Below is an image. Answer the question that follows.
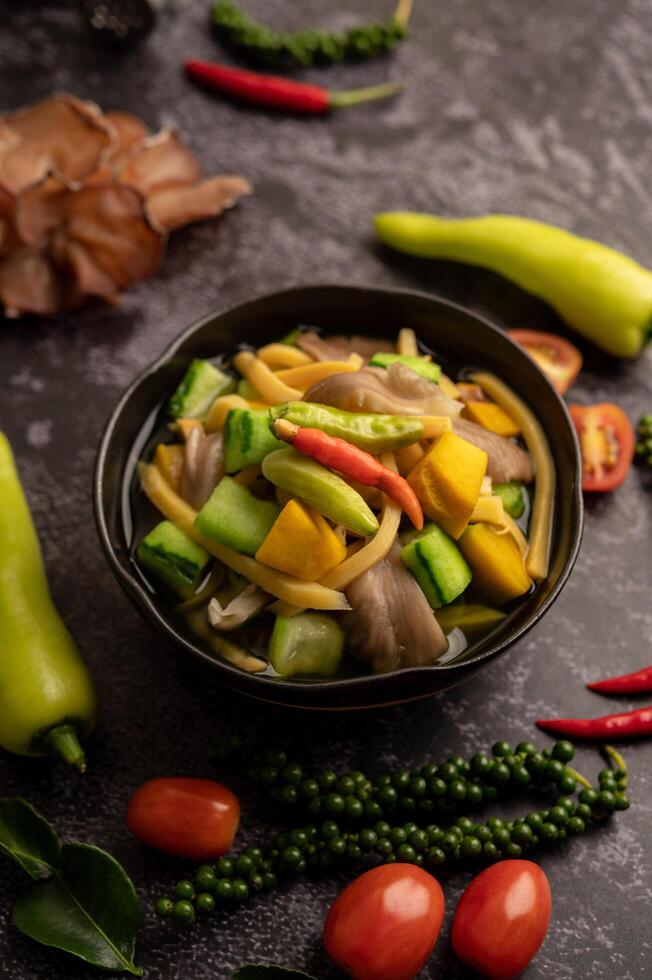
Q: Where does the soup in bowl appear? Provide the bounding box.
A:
[94,285,583,708]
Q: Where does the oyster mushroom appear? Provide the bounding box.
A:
[305,362,463,417]
[0,94,113,194]
[0,93,252,317]
[181,428,225,510]
[208,584,269,631]
[297,331,394,363]
[453,418,533,483]
[344,541,448,674]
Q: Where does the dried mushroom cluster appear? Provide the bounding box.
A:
[0,94,252,317]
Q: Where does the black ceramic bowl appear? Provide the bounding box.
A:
[94,284,583,709]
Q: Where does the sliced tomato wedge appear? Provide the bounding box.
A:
[569,403,635,492]
[509,329,582,394]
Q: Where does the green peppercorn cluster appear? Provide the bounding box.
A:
[155,738,630,926]
[211,1,407,70]
[244,738,593,822]
[635,414,652,467]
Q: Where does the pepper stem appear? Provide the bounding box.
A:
[603,744,628,788]
[566,765,593,791]
[394,0,413,27]
[44,724,87,773]
[273,418,298,443]
[329,82,403,110]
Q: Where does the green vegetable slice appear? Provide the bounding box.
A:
[493,481,525,519]
[12,842,142,976]
[168,359,233,418]
[0,798,60,880]
[369,352,441,382]
[401,524,471,609]
[195,477,280,555]
[279,328,303,346]
[435,603,506,636]
[269,613,344,677]
[136,520,211,598]
[224,408,284,472]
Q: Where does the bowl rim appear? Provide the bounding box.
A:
[93,282,584,701]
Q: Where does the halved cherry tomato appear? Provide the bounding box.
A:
[508,329,582,394]
[452,860,551,979]
[127,777,239,860]
[569,403,635,492]
[323,864,444,980]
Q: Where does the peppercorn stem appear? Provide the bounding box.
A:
[565,765,592,790]
[329,82,403,110]
[603,745,628,787]
[44,724,86,772]
[394,0,413,27]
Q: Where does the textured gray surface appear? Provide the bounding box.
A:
[1,1,652,977]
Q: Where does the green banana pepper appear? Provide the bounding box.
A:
[0,433,97,770]
[375,212,652,358]
[269,402,424,453]
[262,448,379,536]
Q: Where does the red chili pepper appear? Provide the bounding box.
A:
[274,419,424,529]
[537,705,652,740]
[184,60,403,114]
[587,665,652,696]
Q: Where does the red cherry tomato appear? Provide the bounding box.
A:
[452,860,552,979]
[127,777,239,860]
[323,864,444,980]
[508,329,582,394]
[569,403,635,492]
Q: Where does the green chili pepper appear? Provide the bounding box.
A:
[269,402,424,453]
[261,448,379,536]
[375,212,652,358]
[0,433,97,770]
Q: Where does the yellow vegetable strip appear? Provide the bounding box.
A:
[268,600,302,618]
[470,371,554,581]
[320,453,402,590]
[204,394,250,433]
[397,327,418,356]
[439,374,461,399]
[234,351,303,402]
[468,488,528,558]
[154,443,184,494]
[233,465,261,487]
[480,476,493,496]
[395,442,424,475]
[417,416,453,439]
[139,463,349,610]
[257,343,313,369]
[470,495,505,525]
[499,512,529,557]
[274,359,362,388]
[469,492,528,557]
